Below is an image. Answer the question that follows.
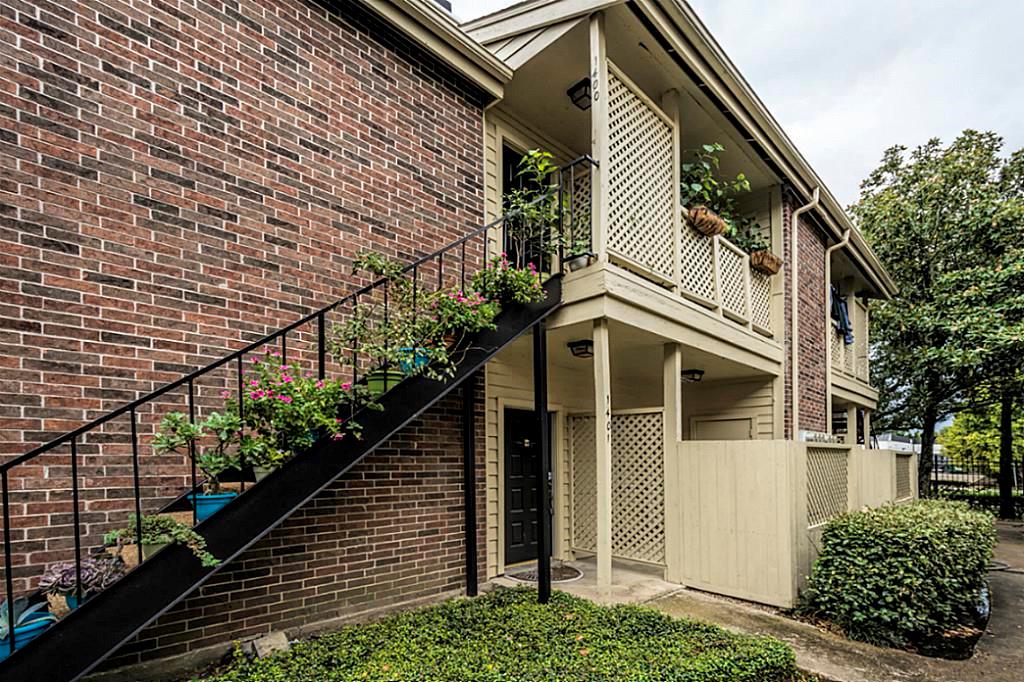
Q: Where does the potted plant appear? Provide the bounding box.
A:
[39,555,126,612]
[429,288,499,347]
[681,143,749,237]
[724,223,783,275]
[470,254,546,306]
[503,150,562,272]
[104,514,220,568]
[563,232,594,272]
[0,598,57,661]
[153,411,242,521]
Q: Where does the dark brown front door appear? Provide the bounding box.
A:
[504,408,547,565]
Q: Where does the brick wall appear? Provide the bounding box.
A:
[104,378,486,672]
[782,191,828,437]
[0,0,488,651]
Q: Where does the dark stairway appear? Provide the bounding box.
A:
[0,154,600,680]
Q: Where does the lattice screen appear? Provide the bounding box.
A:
[895,454,912,500]
[570,412,665,565]
[606,68,674,281]
[680,226,715,304]
[751,271,772,332]
[570,416,597,554]
[806,447,848,527]
[830,329,844,373]
[855,300,868,381]
[718,241,748,321]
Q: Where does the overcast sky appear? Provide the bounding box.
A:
[452,0,1024,207]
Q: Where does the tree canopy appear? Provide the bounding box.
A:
[938,400,1024,468]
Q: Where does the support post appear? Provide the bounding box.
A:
[462,372,479,597]
[663,343,683,583]
[533,323,552,603]
[589,12,609,263]
[593,318,613,593]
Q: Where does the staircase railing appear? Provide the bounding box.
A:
[0,156,596,657]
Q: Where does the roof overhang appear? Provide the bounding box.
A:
[360,0,513,101]
[465,0,898,298]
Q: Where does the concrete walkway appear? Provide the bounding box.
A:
[649,522,1024,682]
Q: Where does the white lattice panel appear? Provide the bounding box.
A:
[610,412,665,564]
[570,416,597,554]
[830,329,844,373]
[606,68,674,280]
[896,455,912,500]
[565,169,592,247]
[751,271,772,332]
[855,300,868,381]
[680,226,715,303]
[807,447,848,527]
[570,412,665,565]
[718,242,748,321]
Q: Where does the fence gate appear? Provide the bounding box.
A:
[570,411,665,565]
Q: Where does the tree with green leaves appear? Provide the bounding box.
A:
[852,131,1024,503]
[938,399,1024,468]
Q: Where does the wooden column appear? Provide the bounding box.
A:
[593,318,613,592]
[661,89,682,291]
[589,12,609,263]
[662,343,683,583]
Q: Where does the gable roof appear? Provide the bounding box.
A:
[465,0,897,298]
[359,0,513,100]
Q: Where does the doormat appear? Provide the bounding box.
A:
[508,564,583,583]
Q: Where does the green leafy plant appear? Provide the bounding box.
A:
[230,351,376,459]
[504,150,562,268]
[429,288,499,339]
[193,588,797,682]
[104,514,220,568]
[800,500,995,650]
[0,598,56,640]
[470,254,546,305]
[153,411,242,494]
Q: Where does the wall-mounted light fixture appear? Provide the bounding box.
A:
[567,340,594,358]
[566,78,592,110]
[681,368,705,383]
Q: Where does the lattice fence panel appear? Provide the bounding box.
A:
[610,412,665,564]
[895,455,912,500]
[751,271,772,332]
[718,242,748,320]
[570,416,597,554]
[830,329,844,373]
[606,68,674,280]
[680,226,715,303]
[570,412,665,565]
[806,447,848,527]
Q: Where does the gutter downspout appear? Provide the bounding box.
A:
[824,227,852,436]
[790,187,820,440]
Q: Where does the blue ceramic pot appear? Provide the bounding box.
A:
[0,611,55,661]
[188,492,238,522]
[398,347,430,374]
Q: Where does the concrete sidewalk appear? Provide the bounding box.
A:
[649,522,1024,682]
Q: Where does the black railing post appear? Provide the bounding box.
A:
[187,379,197,525]
[462,372,478,597]
[130,408,144,564]
[2,470,15,656]
[317,312,326,381]
[532,321,551,604]
[70,438,83,605]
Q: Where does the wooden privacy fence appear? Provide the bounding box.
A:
[665,442,918,608]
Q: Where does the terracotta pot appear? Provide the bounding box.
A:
[687,206,728,237]
[749,250,783,275]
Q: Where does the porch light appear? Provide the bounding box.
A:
[567,339,594,358]
[681,368,705,383]
[566,78,592,110]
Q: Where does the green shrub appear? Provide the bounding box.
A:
[196,588,798,681]
[801,500,995,648]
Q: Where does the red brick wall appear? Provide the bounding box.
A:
[782,191,828,437]
[104,379,487,671]
[0,0,488,651]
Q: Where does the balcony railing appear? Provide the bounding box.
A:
[830,295,869,383]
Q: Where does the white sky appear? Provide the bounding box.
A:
[451,0,1024,206]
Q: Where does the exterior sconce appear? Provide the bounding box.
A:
[566,78,592,110]
[681,368,705,383]
[567,340,594,358]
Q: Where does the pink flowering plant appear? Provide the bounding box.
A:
[430,287,499,338]
[228,350,378,468]
[470,254,546,305]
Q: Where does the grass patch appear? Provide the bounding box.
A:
[195,587,798,681]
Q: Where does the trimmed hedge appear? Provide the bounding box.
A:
[196,588,798,681]
[801,500,995,648]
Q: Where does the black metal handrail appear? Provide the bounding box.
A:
[0,155,596,656]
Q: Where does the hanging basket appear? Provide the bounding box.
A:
[687,205,728,237]
[749,250,783,275]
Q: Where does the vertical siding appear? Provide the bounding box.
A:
[682,377,776,439]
